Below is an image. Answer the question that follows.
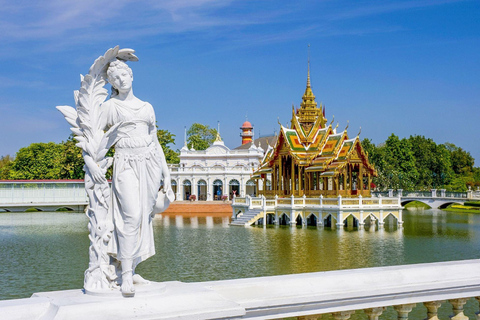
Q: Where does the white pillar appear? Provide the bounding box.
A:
[378,210,385,228]
[336,211,344,228]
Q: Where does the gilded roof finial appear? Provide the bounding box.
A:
[215,120,222,142]
[307,44,311,88]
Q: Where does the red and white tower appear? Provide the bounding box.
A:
[240,119,253,145]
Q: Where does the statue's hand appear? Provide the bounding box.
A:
[163,179,172,192]
[89,164,107,184]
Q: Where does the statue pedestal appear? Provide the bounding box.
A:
[4,281,244,319]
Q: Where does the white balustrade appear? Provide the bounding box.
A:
[4,259,480,320]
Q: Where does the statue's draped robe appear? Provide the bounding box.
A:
[103,99,162,268]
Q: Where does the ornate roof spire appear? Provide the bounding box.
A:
[307,44,311,88]
[215,120,222,142]
[298,44,319,124]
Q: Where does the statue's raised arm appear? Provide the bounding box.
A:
[57,46,173,297]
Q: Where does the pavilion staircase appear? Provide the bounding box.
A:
[230,209,263,227]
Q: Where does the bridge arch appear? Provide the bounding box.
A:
[401,200,432,209]
[278,212,290,225]
[55,207,75,212]
[295,214,303,226]
[438,202,461,209]
[343,213,359,228]
[383,212,399,224]
[306,212,318,226]
[324,214,337,228]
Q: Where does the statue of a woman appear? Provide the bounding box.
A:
[85,59,172,296]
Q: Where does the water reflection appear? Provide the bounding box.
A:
[2,208,480,303]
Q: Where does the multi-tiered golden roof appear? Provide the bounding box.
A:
[254,66,376,198]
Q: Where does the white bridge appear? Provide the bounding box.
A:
[374,188,480,209]
[0,180,88,212]
[2,259,480,319]
[1,180,478,215]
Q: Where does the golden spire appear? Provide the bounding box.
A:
[307,44,311,88]
[215,121,222,142]
[298,44,319,124]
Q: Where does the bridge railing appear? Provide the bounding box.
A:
[0,180,88,204]
[233,194,402,210]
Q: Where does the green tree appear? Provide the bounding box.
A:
[187,123,217,150]
[381,134,417,190]
[445,142,474,175]
[59,134,85,179]
[157,129,179,164]
[9,142,64,180]
[407,135,454,190]
[0,155,14,179]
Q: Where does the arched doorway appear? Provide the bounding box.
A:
[229,179,240,199]
[246,179,256,197]
[197,179,207,201]
[183,180,191,200]
[213,179,223,200]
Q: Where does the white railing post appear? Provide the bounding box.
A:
[320,194,323,208]
[440,189,446,198]
[359,194,363,209]
[388,189,393,197]
[449,298,469,320]
[246,195,252,209]
[302,194,306,207]
[274,194,278,207]
[338,194,342,209]
[365,307,385,320]
[378,194,382,207]
[291,194,295,208]
[424,301,442,320]
[397,189,403,197]
[467,189,473,200]
[394,304,416,320]
[431,189,437,198]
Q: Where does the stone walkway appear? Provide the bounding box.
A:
[162,201,232,215]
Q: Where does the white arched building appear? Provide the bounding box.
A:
[168,135,271,201]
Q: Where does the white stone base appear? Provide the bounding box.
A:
[3,281,244,320]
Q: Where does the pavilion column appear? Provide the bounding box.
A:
[272,164,277,194]
[343,171,347,192]
[279,157,283,193]
[359,164,364,195]
[368,173,372,191]
[291,160,295,195]
[348,164,352,191]
[302,167,306,195]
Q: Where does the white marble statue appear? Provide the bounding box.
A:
[57,46,174,297]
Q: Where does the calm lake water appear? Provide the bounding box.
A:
[1,209,480,318]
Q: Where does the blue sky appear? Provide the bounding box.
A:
[1,0,479,165]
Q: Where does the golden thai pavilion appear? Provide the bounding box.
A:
[254,67,377,198]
